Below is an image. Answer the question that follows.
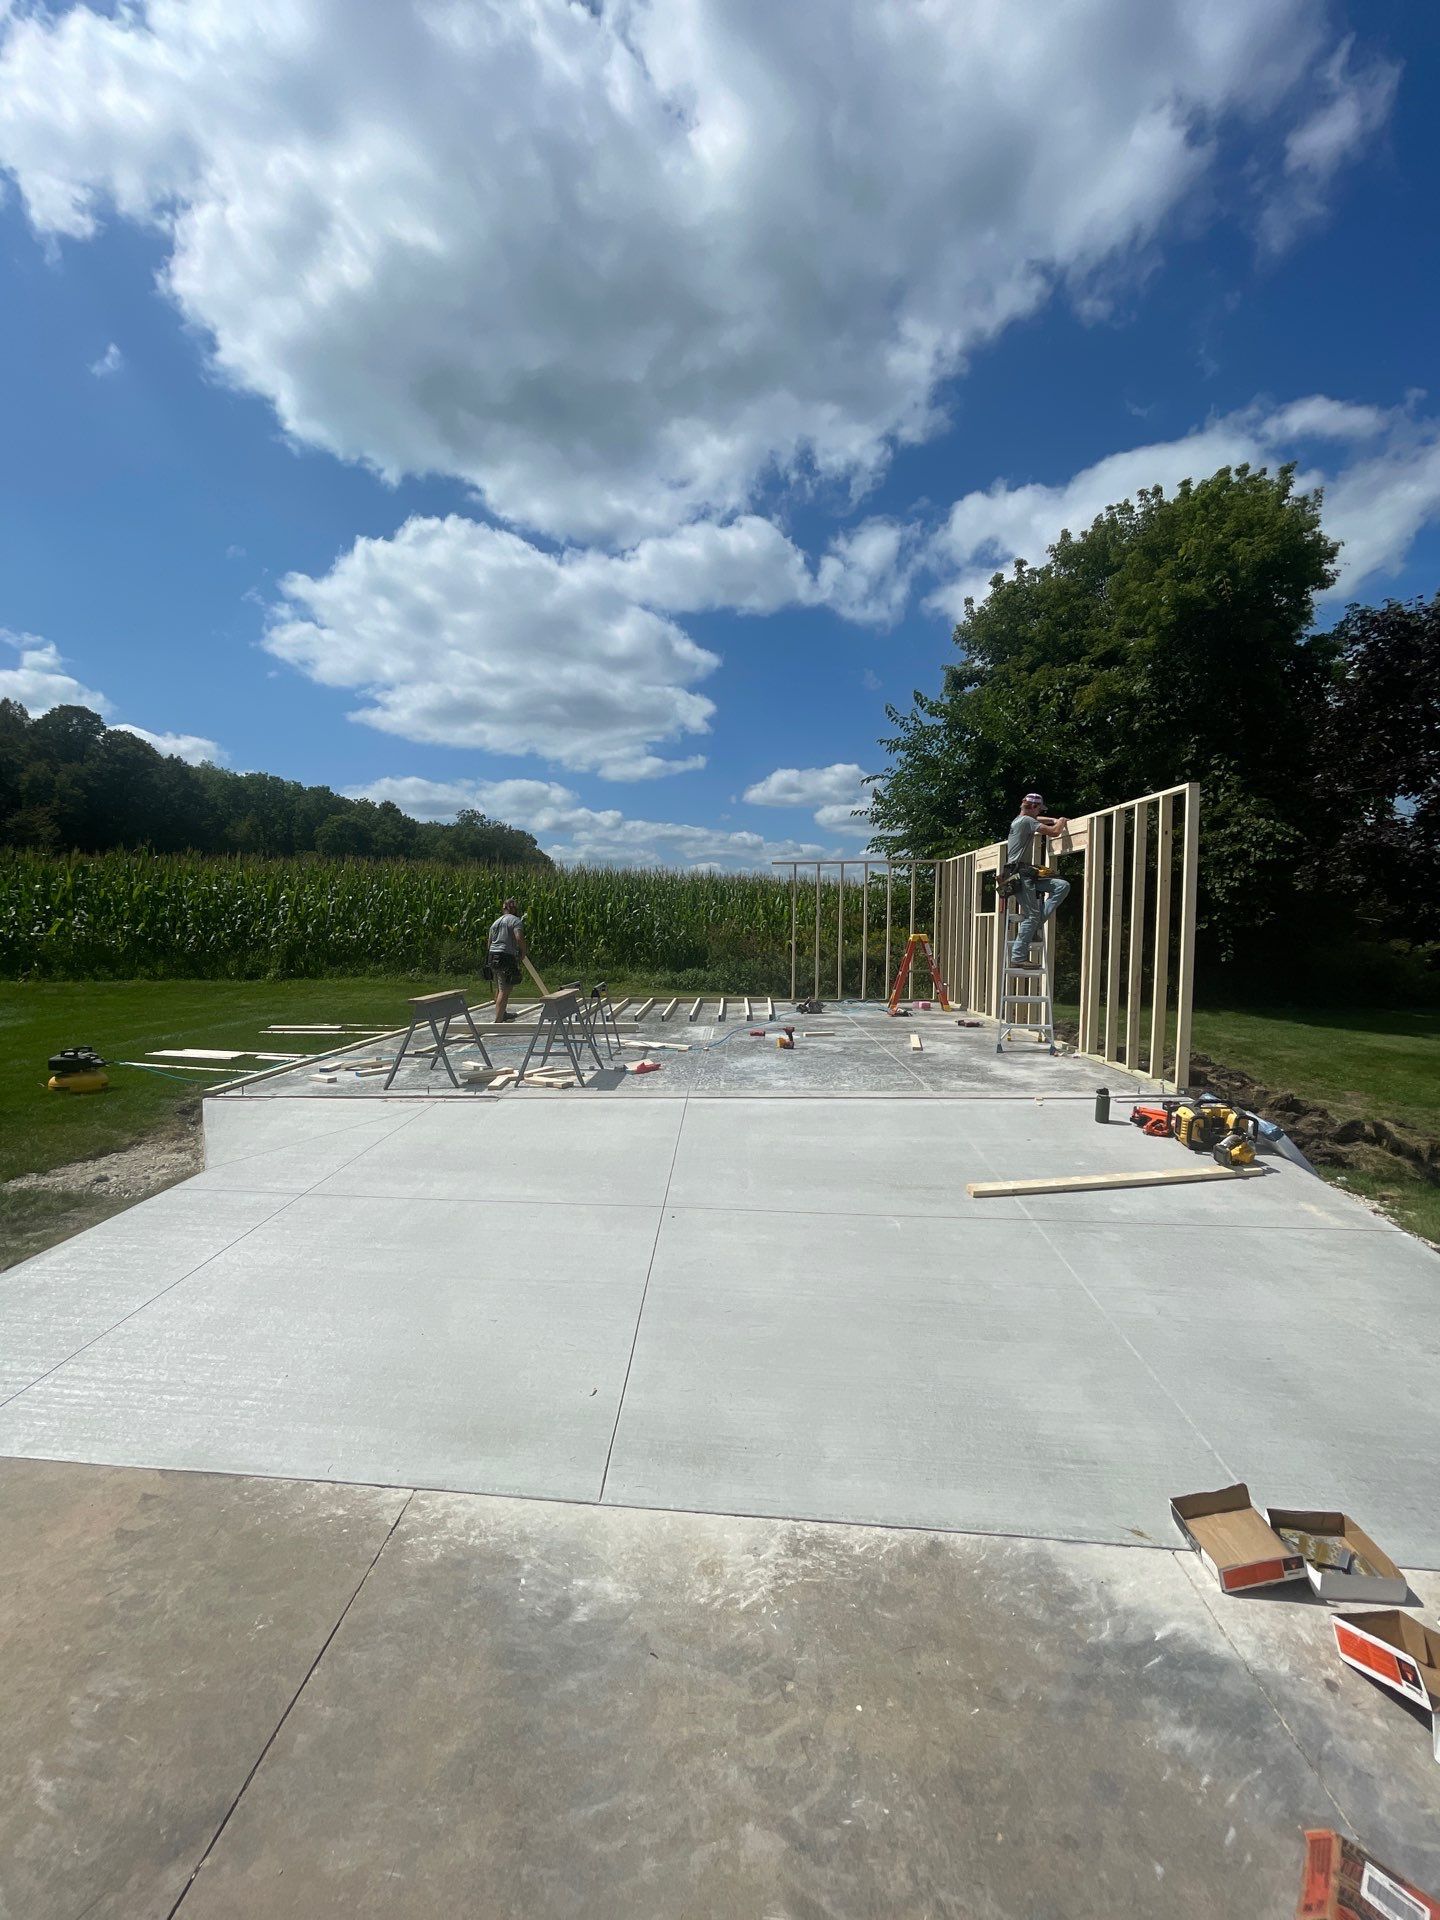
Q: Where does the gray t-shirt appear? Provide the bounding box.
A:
[1006,815,1039,867]
[487,912,524,955]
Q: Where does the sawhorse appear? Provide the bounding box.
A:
[384,990,493,1089]
[516,989,604,1082]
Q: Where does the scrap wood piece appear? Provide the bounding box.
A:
[909,1033,923,1052]
[968,1165,1266,1199]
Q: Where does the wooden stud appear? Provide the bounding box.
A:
[836,861,845,1001]
[688,997,703,1022]
[766,995,775,1020]
[1173,783,1201,1090]
[1103,808,1125,1064]
[633,997,656,1021]
[910,1032,923,1052]
[1079,813,1105,1055]
[968,1164,1262,1198]
[789,862,798,1002]
[522,956,551,996]
[743,996,753,1021]
[908,861,917,937]
[814,866,822,1000]
[1125,801,1148,1071]
[860,862,869,1001]
[718,996,728,1022]
[610,997,633,1015]
[884,864,894,1002]
[660,997,679,1020]
[1148,793,1174,1082]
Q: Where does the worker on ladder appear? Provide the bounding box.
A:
[1004,792,1070,962]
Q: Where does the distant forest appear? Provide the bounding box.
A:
[0,701,552,868]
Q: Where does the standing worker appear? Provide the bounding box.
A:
[484,896,529,1022]
[1005,792,1070,963]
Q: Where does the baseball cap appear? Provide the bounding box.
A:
[1022,791,1045,807]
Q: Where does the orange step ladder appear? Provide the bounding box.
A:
[887,932,952,1013]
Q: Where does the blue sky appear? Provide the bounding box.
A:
[0,0,1435,865]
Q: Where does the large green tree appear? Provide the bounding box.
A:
[870,464,1340,937]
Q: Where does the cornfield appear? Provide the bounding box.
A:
[0,849,899,989]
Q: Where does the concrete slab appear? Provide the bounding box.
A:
[0,1186,292,1402]
[200,1095,429,1166]
[157,1487,1436,1920]
[0,1196,657,1501]
[307,1097,686,1208]
[603,1204,1229,1536]
[0,1458,406,1920]
[190,1110,431,1194]
[1054,1223,1440,1564]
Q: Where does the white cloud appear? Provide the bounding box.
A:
[266,515,721,779]
[88,341,123,377]
[744,762,873,836]
[1262,38,1400,251]
[0,632,112,713]
[263,508,920,774]
[112,724,223,765]
[0,631,224,761]
[0,0,1369,542]
[349,774,836,870]
[925,395,1440,619]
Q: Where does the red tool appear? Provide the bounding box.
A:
[1130,1104,1172,1138]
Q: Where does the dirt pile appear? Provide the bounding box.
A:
[1187,1053,1439,1182]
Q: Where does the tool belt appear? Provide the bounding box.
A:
[998,861,1042,900]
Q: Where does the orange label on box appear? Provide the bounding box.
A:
[1334,1622,1426,1702]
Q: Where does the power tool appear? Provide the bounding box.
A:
[1171,1099,1258,1166]
[47,1045,109,1094]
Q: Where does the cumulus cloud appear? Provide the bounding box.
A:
[0,633,111,714]
[350,774,834,870]
[924,395,1440,619]
[0,631,223,761]
[263,508,920,773]
[88,341,123,377]
[744,762,873,836]
[0,0,1372,541]
[112,724,223,765]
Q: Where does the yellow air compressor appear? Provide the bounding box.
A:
[47,1046,109,1094]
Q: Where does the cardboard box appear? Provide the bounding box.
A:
[1332,1611,1440,1765]
[1171,1482,1306,1592]
[1267,1507,1408,1604]
[1297,1829,1440,1920]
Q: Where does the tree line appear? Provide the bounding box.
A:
[870,463,1438,992]
[0,701,552,868]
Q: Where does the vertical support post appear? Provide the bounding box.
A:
[933,858,941,956]
[1173,783,1201,1090]
[884,864,893,999]
[908,862,916,937]
[1079,814,1105,1055]
[1125,802,1148,1070]
[789,863,798,1001]
[1149,794,1175,1080]
[860,863,869,1000]
[1103,809,1125,1064]
[836,862,845,1001]
[814,865,822,1000]
[992,872,1007,1024]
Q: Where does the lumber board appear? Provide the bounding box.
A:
[968,1166,1264,1199]
[688,997,703,1021]
[744,996,753,1020]
[522,956,551,996]
[619,1039,690,1051]
[610,997,633,1015]
[766,995,775,1020]
[717,996,727,1022]
[660,996,679,1020]
[909,1033,923,1051]
[633,997,657,1020]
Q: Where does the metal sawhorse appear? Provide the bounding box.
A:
[384,990,493,1089]
[516,989,605,1082]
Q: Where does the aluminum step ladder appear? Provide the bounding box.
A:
[996,898,1057,1056]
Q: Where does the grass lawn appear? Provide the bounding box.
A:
[1188,1005,1440,1246]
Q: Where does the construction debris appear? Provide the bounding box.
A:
[1266,1508,1408,1603]
[909,1033,923,1052]
[629,1059,662,1074]
[1171,1484,1305,1593]
[1332,1613,1440,1764]
[1297,1829,1440,1920]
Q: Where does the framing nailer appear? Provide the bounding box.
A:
[1130,1095,1258,1167]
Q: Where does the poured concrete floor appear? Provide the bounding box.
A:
[4,1459,1438,1920]
[1,1087,1436,1562]
[230,997,1157,1099]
